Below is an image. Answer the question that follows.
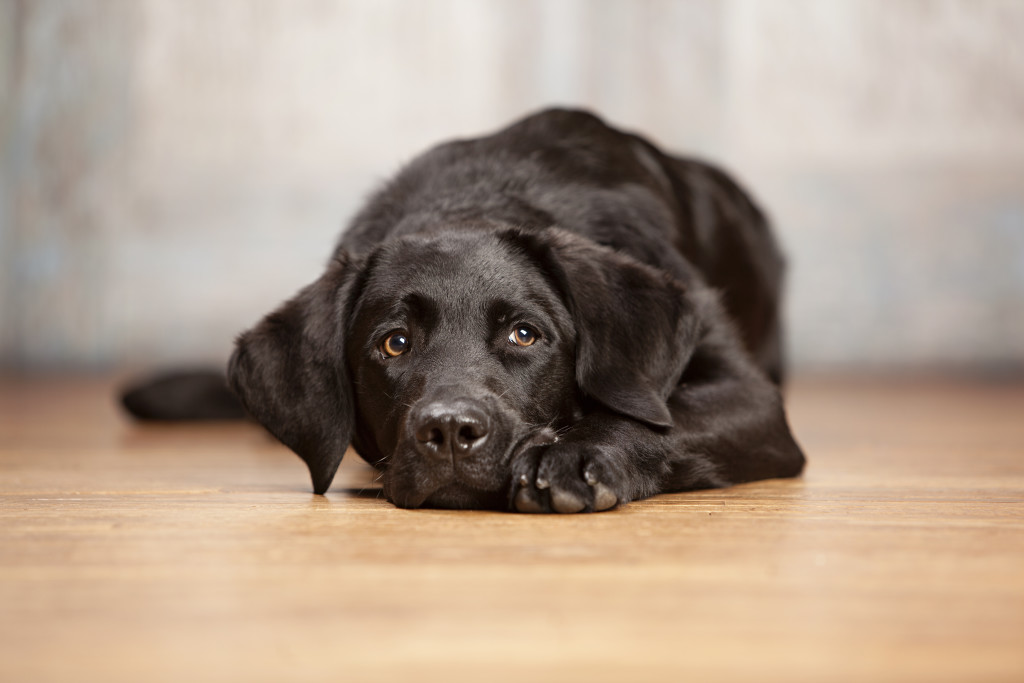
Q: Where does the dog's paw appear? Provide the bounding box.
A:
[510,439,625,514]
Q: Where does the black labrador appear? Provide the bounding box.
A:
[125,108,805,513]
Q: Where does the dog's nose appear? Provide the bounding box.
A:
[412,400,490,460]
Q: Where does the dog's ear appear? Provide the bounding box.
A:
[514,229,700,428]
[227,254,360,494]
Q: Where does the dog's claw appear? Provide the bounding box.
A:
[592,482,618,511]
[519,473,530,487]
[584,469,598,486]
[535,477,550,490]
[515,486,544,513]
[551,489,586,514]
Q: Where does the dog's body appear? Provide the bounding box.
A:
[131,108,804,512]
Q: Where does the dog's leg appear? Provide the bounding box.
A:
[510,348,804,514]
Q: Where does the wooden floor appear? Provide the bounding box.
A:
[1,376,1022,683]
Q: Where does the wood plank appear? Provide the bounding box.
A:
[1,375,1022,682]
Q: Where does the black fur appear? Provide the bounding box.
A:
[163,108,804,512]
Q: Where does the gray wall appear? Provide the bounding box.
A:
[3,0,1023,372]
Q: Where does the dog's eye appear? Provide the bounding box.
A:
[381,331,410,357]
[508,326,538,347]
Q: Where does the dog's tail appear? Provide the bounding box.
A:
[120,369,247,421]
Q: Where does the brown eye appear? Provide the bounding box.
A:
[381,331,410,357]
[508,326,537,347]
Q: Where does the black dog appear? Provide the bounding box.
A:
[126,108,804,513]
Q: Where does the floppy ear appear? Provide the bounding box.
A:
[227,254,359,494]
[517,229,700,428]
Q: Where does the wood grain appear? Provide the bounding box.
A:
[1,375,1022,682]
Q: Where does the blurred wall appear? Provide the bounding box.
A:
[2,0,1023,372]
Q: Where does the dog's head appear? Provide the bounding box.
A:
[228,227,699,509]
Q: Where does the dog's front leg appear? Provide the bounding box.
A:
[510,356,805,514]
[509,411,674,513]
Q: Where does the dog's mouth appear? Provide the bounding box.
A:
[387,471,507,510]
[384,426,558,510]
[419,483,508,510]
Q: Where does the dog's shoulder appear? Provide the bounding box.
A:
[497,107,617,141]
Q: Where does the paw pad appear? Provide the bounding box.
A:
[511,443,622,514]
